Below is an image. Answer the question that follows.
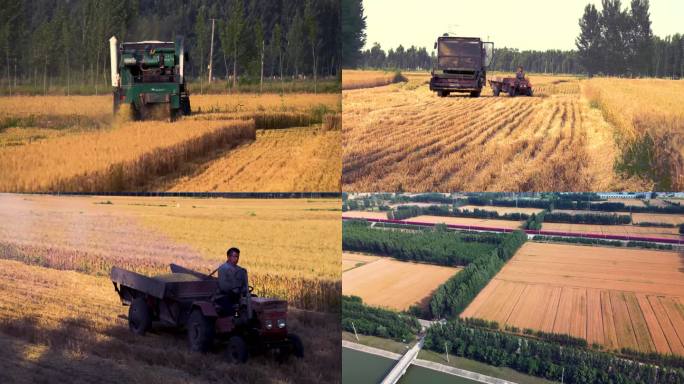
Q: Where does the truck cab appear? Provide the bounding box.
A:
[429,36,494,97]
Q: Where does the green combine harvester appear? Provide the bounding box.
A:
[110,36,191,120]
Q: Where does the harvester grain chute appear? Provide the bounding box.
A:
[110,36,191,121]
[110,264,304,363]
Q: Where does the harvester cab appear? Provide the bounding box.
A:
[430,35,494,98]
[110,36,191,120]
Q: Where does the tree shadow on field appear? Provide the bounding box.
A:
[0,309,340,384]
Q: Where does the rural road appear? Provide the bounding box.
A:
[343,340,518,384]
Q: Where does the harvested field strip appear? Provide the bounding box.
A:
[0,120,255,192]
[462,242,684,354]
[409,215,523,230]
[342,211,388,220]
[0,259,341,384]
[342,257,461,311]
[541,222,682,240]
[586,288,603,346]
[166,126,340,192]
[632,212,684,225]
[636,294,670,354]
[342,252,381,272]
[649,296,684,354]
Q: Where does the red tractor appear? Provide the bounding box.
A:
[111,264,303,363]
[489,77,533,97]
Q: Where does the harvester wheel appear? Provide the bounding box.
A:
[493,87,500,97]
[225,335,248,364]
[508,87,516,97]
[470,90,481,98]
[112,91,120,115]
[128,297,152,335]
[180,96,192,116]
[288,333,304,358]
[187,309,215,353]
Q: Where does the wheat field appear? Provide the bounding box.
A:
[342,71,677,191]
[0,259,340,384]
[341,70,404,90]
[0,93,340,192]
[168,126,341,192]
[0,194,341,312]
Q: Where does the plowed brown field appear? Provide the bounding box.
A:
[342,72,646,192]
[461,242,684,355]
[342,256,461,311]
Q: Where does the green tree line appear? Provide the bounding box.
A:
[425,319,684,383]
[577,0,684,78]
[342,295,420,341]
[0,0,340,95]
[389,205,529,222]
[544,212,632,225]
[342,221,501,266]
[429,231,527,319]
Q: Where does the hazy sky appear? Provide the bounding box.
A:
[363,0,683,52]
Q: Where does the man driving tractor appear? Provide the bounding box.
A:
[217,247,249,315]
[516,66,525,81]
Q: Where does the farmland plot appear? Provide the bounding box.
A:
[542,222,681,240]
[342,72,650,192]
[342,256,461,311]
[462,242,684,355]
[0,93,339,192]
[0,194,341,312]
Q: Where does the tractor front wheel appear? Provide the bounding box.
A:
[225,335,248,364]
[129,297,152,335]
[187,309,215,353]
[288,333,304,358]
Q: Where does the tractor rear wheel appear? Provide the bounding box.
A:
[526,89,533,97]
[508,87,516,97]
[129,297,152,335]
[288,333,304,358]
[187,309,215,353]
[493,87,500,97]
[225,335,248,364]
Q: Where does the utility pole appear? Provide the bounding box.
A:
[208,18,216,84]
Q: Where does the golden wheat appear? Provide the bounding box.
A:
[168,126,341,192]
[342,70,404,90]
[0,119,255,192]
[0,194,341,311]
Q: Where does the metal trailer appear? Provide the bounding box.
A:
[109,36,191,120]
[429,35,494,97]
[489,77,533,97]
[111,264,303,363]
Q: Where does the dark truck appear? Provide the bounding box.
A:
[429,36,494,97]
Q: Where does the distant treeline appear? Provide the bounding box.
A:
[342,221,500,266]
[342,295,420,341]
[544,212,632,225]
[425,320,684,384]
[0,0,340,95]
[577,0,684,78]
[342,0,683,78]
[389,205,529,222]
[533,235,674,250]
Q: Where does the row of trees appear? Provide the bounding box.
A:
[467,196,553,210]
[577,0,684,78]
[342,221,501,266]
[389,205,529,221]
[0,0,340,95]
[429,231,527,319]
[524,213,545,230]
[425,320,684,383]
[342,295,419,341]
[543,212,632,225]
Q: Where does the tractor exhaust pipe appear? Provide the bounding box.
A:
[109,36,118,87]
